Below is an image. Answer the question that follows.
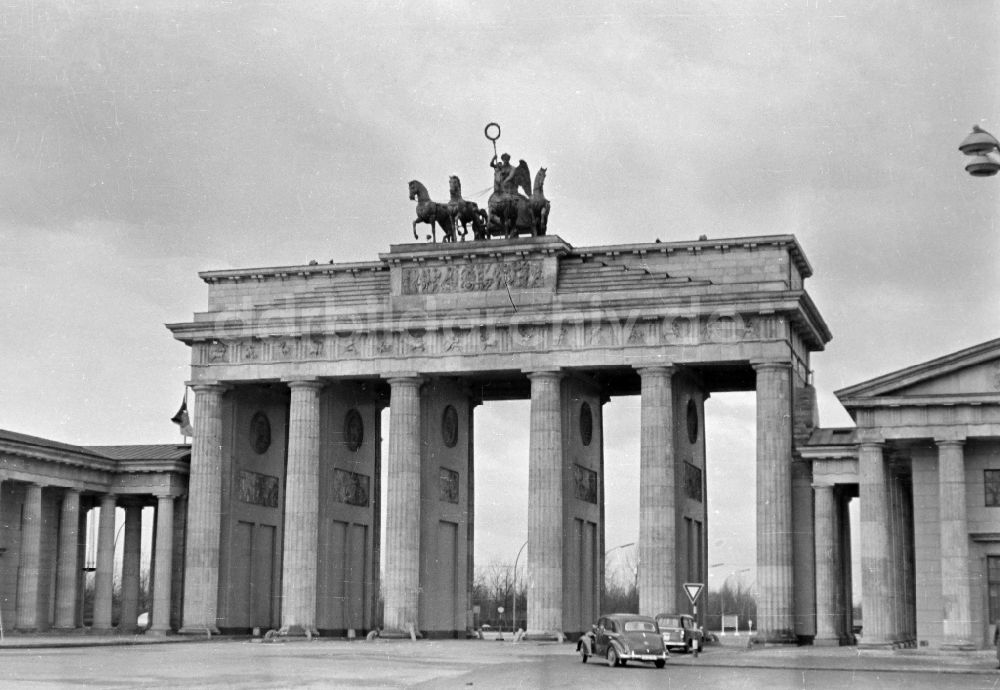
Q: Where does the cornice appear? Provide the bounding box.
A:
[838,393,1000,409]
[199,261,387,284]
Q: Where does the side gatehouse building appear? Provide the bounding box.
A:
[1,234,999,649]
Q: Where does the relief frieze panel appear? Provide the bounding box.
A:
[193,311,780,365]
[332,468,370,507]
[401,260,545,295]
[573,464,598,504]
[438,467,460,503]
[237,469,280,508]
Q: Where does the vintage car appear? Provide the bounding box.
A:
[654,613,704,653]
[577,613,668,668]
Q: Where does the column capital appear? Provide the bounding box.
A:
[934,437,966,448]
[189,382,228,394]
[634,364,676,377]
[811,482,835,492]
[284,378,325,391]
[385,374,425,388]
[524,369,564,381]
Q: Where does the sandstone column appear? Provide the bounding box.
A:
[54,488,81,629]
[382,376,423,635]
[636,365,676,616]
[859,440,893,646]
[180,383,225,634]
[92,494,117,631]
[937,439,972,647]
[280,379,324,637]
[149,494,174,634]
[16,483,44,631]
[753,362,794,641]
[119,504,143,633]
[526,370,564,638]
[812,483,839,644]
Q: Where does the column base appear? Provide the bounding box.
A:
[812,634,842,647]
[522,630,565,642]
[857,641,896,649]
[146,627,172,637]
[279,624,319,638]
[178,625,220,636]
[753,630,797,645]
[941,642,977,652]
[378,626,423,640]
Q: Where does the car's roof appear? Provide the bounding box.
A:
[654,612,692,618]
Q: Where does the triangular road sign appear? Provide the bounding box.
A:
[683,582,703,604]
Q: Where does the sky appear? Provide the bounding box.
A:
[2,1,999,589]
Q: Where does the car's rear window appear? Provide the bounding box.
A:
[624,621,657,632]
[656,616,681,627]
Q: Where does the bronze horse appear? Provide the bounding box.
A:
[448,175,487,241]
[409,180,457,242]
[530,167,550,236]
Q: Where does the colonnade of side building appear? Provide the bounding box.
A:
[0,441,187,635]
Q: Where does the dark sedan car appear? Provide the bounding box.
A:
[576,613,668,668]
[655,613,704,653]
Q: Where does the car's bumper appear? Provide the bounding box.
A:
[664,637,701,651]
[619,650,669,662]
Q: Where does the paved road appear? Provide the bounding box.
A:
[418,652,1000,690]
[1,639,997,689]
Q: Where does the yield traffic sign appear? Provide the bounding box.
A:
[683,582,703,605]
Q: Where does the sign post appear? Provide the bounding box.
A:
[683,583,704,657]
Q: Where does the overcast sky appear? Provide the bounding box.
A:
[2,1,999,585]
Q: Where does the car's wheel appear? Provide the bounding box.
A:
[607,646,619,667]
[654,659,666,669]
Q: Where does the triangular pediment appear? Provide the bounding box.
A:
[836,336,1000,403]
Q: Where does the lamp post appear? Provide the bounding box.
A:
[710,563,751,634]
[510,540,527,635]
[959,125,1000,177]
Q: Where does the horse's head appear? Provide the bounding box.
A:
[408,180,423,201]
[534,167,547,192]
[449,175,461,196]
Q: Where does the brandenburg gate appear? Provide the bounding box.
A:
[167,233,831,641]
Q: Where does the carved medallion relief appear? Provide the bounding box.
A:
[579,402,593,447]
[250,412,271,454]
[344,409,364,452]
[441,405,459,448]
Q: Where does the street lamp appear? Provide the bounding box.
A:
[959,125,1000,177]
[510,541,527,635]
